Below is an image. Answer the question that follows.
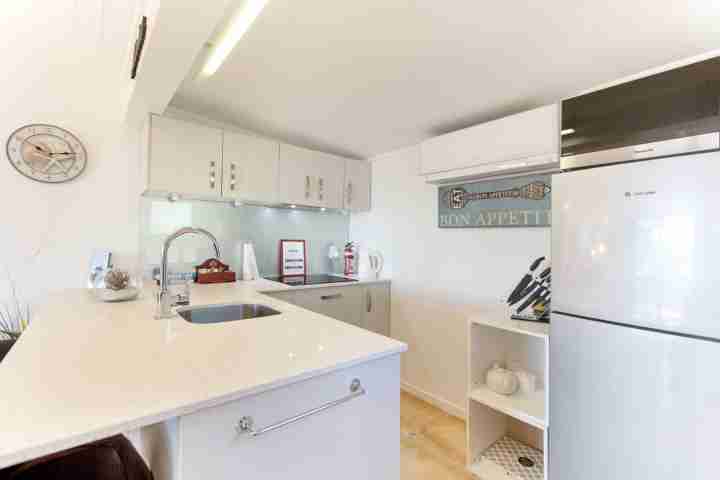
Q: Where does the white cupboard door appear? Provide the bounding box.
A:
[222,131,279,204]
[277,143,320,207]
[267,287,366,329]
[178,355,401,480]
[309,286,365,328]
[148,115,222,196]
[313,152,345,209]
[364,283,390,336]
[344,159,371,211]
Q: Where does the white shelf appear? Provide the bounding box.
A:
[469,384,546,430]
[468,435,545,480]
[470,311,549,339]
[468,459,509,480]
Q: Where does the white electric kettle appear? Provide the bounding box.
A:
[366,249,384,278]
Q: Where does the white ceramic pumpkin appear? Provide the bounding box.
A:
[486,362,519,395]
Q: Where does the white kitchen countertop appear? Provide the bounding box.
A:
[0,278,405,469]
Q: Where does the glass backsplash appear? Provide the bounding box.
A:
[139,198,349,279]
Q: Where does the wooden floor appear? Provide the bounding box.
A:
[400,391,474,479]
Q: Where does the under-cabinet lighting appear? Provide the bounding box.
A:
[561,128,576,136]
[201,0,270,76]
[320,207,326,212]
[290,204,296,209]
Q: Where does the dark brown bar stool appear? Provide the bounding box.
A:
[0,435,153,480]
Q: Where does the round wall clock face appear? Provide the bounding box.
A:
[6,124,88,183]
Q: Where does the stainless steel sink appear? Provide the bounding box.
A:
[176,303,281,324]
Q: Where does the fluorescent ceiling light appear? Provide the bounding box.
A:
[202,0,269,76]
[561,128,576,136]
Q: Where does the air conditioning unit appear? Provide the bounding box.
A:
[420,104,560,184]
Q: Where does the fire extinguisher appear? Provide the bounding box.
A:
[343,242,356,276]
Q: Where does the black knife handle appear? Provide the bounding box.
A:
[530,256,545,271]
[517,286,545,313]
[539,267,551,279]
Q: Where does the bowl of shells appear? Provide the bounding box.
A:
[91,268,140,302]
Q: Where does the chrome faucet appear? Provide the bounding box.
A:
[156,227,221,318]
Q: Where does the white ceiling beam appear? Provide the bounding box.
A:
[124,0,236,127]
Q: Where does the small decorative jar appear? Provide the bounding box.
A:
[486,362,519,396]
[90,267,142,302]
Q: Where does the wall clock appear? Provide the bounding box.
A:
[6,124,88,183]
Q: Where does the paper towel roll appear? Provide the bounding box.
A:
[242,243,260,280]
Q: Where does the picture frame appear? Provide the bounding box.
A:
[279,239,307,276]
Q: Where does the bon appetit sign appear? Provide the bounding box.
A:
[438,174,551,228]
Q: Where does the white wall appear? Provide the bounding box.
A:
[350,145,550,416]
[0,1,144,305]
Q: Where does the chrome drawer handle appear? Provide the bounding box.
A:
[320,293,342,301]
[235,379,365,438]
[305,176,311,199]
[634,146,655,154]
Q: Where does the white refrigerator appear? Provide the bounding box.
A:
[550,149,720,479]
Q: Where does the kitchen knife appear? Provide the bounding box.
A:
[510,267,551,306]
[506,256,545,304]
[531,289,551,308]
[516,283,549,314]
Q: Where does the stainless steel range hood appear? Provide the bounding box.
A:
[560,132,720,170]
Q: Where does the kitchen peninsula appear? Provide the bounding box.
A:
[0,279,406,479]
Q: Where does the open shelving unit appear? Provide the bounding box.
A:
[467,307,549,480]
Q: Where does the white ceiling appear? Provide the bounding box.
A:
[172,0,720,158]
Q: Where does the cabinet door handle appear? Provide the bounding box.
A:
[347,181,353,205]
[209,161,216,189]
[320,293,342,301]
[305,175,311,199]
[366,290,372,313]
[229,162,237,191]
[318,177,324,201]
[235,379,365,438]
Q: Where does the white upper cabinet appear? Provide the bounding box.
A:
[145,114,370,211]
[313,152,345,209]
[420,104,560,182]
[344,159,371,212]
[222,131,279,204]
[277,144,344,209]
[147,115,223,196]
[277,143,321,207]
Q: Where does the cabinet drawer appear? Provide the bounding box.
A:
[268,286,366,329]
[177,355,400,480]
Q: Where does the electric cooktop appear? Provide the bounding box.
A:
[265,274,358,286]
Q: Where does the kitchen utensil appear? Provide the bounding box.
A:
[516,278,550,314]
[367,250,384,278]
[511,266,551,305]
[507,256,545,304]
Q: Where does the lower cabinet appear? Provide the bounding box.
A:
[266,282,391,336]
[143,355,400,480]
[364,283,390,336]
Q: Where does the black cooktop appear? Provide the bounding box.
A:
[265,274,358,286]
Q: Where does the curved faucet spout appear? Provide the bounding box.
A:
[157,227,221,318]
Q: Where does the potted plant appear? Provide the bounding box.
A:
[0,278,30,362]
